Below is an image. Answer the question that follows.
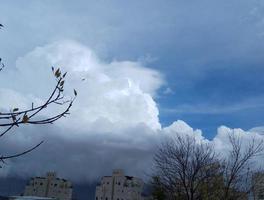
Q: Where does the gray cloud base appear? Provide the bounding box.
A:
[0,40,263,183]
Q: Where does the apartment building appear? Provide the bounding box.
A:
[95,169,144,200]
[9,197,53,200]
[24,172,72,200]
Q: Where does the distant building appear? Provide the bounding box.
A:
[24,172,72,200]
[9,196,53,200]
[95,169,144,200]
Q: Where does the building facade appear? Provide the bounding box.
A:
[1,196,53,200]
[95,169,144,200]
[24,172,72,200]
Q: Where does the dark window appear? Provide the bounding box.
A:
[40,182,43,185]
[96,197,98,200]
[118,182,120,185]
[106,198,108,200]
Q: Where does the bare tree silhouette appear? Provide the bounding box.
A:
[152,133,264,200]
[0,24,76,166]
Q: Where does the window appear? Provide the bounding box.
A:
[40,182,43,185]
[96,197,98,200]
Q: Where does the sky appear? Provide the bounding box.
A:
[0,0,264,182]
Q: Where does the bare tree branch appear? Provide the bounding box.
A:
[153,135,221,200]
[152,133,264,200]
[0,23,76,164]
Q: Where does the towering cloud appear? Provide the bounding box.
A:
[0,41,263,183]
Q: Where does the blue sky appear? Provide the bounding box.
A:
[1,0,264,139]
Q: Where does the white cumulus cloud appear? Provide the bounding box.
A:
[0,41,263,183]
